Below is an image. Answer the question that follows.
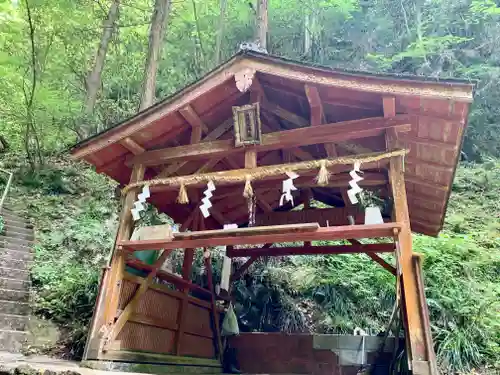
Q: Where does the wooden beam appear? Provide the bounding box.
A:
[103,164,145,331]
[204,255,223,361]
[383,96,396,117]
[227,243,395,257]
[119,223,401,251]
[230,256,259,282]
[305,85,324,125]
[263,102,309,127]
[305,85,338,158]
[156,118,234,178]
[245,147,257,168]
[128,115,414,166]
[243,59,473,103]
[349,239,396,276]
[120,137,145,155]
[174,216,197,356]
[179,105,209,134]
[125,258,214,299]
[387,111,430,365]
[174,223,320,240]
[251,77,315,162]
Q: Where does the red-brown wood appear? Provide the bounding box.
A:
[226,243,394,257]
[119,223,401,251]
[126,115,413,166]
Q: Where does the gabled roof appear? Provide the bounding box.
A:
[70,51,475,236]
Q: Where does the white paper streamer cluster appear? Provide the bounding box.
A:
[131,185,150,221]
[200,181,216,218]
[347,162,364,204]
[280,171,299,206]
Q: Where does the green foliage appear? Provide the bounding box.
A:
[0,215,4,235]
[5,154,117,358]
[0,0,499,371]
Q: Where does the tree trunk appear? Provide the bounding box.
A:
[215,0,227,64]
[254,0,268,50]
[304,12,311,58]
[83,0,120,135]
[139,0,172,111]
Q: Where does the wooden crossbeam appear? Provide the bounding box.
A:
[103,248,174,351]
[250,77,314,162]
[127,116,413,166]
[348,239,396,276]
[119,223,401,251]
[156,118,234,178]
[120,137,145,155]
[230,256,259,282]
[125,258,216,299]
[179,105,209,133]
[304,85,338,158]
[226,243,395,257]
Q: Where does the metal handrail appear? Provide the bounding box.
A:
[0,168,13,213]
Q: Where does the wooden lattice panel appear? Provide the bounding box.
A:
[183,303,214,338]
[179,333,215,358]
[117,321,175,354]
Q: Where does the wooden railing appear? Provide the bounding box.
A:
[0,168,13,212]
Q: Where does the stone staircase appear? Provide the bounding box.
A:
[0,208,34,352]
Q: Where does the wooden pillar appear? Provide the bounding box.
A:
[204,255,223,361]
[103,164,145,332]
[385,96,432,373]
[174,210,198,355]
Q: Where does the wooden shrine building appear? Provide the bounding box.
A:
[70,51,474,375]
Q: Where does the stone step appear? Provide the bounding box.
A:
[0,288,29,302]
[0,257,32,271]
[0,267,30,281]
[3,228,34,241]
[0,329,28,352]
[0,313,28,331]
[0,248,34,262]
[2,218,34,229]
[0,236,34,247]
[0,277,31,290]
[3,224,34,236]
[0,300,30,315]
[0,212,30,224]
[0,243,33,253]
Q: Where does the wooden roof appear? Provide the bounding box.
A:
[70,51,475,236]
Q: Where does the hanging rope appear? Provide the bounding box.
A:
[121,149,408,197]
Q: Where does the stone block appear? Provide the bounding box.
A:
[0,313,28,331]
[0,277,30,291]
[0,301,30,315]
[0,289,29,302]
[0,258,31,271]
[0,329,28,352]
[0,249,33,262]
[0,267,29,281]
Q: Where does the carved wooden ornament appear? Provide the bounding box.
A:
[235,68,256,92]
